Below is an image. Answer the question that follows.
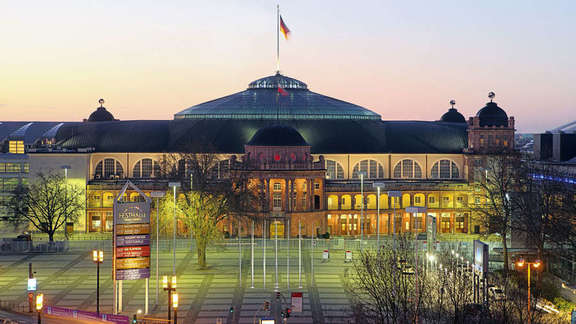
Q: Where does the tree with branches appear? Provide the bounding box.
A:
[472,153,523,273]
[159,147,260,268]
[9,172,84,241]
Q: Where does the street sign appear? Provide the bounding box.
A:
[322,250,329,260]
[291,292,303,312]
[345,250,353,263]
[27,278,37,291]
[406,206,427,213]
[473,240,489,275]
[571,309,576,324]
[388,190,402,197]
[114,181,152,281]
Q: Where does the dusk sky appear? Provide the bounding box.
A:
[1,0,575,132]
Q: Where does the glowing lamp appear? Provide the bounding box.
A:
[36,293,43,311]
[172,293,179,309]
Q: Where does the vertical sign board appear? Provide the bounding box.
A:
[473,240,489,276]
[114,182,152,281]
[291,292,303,313]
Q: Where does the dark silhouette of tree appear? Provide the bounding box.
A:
[9,172,84,241]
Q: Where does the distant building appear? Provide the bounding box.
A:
[533,121,576,179]
[0,73,516,237]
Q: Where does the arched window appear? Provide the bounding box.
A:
[431,159,459,179]
[352,159,384,179]
[326,160,344,179]
[393,159,422,179]
[132,159,160,178]
[94,158,124,179]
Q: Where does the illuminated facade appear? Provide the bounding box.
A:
[0,73,515,237]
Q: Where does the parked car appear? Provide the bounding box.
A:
[488,286,506,301]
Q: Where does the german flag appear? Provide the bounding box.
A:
[278,86,288,96]
[280,15,291,40]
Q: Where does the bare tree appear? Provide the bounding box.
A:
[9,172,84,241]
[512,162,576,278]
[346,236,429,324]
[472,153,523,273]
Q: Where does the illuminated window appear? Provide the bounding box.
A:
[414,196,421,204]
[314,182,320,190]
[5,163,21,173]
[8,141,24,154]
[273,183,282,191]
[94,159,124,179]
[428,196,435,204]
[326,160,344,179]
[431,160,459,179]
[393,159,422,179]
[352,159,384,179]
[133,159,160,178]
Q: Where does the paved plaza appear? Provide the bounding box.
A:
[0,239,359,323]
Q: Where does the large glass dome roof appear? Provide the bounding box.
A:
[174,72,381,121]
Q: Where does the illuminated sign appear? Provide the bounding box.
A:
[27,278,37,291]
[117,224,150,235]
[114,181,152,281]
[116,257,150,270]
[117,246,151,258]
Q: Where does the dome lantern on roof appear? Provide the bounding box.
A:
[440,99,466,123]
[475,92,509,127]
[247,125,309,147]
[87,98,116,122]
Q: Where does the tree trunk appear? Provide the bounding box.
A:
[502,232,509,273]
[197,240,207,269]
[48,231,55,242]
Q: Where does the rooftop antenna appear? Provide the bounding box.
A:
[449,99,456,109]
[488,92,495,103]
[98,98,105,108]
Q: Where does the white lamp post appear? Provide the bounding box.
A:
[168,182,181,275]
[150,191,165,303]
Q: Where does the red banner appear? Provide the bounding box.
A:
[116,246,150,258]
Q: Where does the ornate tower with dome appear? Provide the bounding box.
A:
[466,92,515,153]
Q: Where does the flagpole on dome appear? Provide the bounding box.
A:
[276,4,280,74]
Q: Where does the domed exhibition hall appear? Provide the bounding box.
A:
[0,72,515,236]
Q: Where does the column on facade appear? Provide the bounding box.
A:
[265,178,271,212]
[307,178,313,211]
[284,178,289,212]
[450,212,455,234]
[290,179,295,211]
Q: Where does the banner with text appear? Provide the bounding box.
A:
[114,197,151,281]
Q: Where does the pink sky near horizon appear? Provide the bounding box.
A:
[1,0,575,133]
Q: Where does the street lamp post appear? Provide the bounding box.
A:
[172,292,179,324]
[163,275,177,322]
[92,250,103,315]
[515,259,541,324]
[168,182,181,275]
[150,191,165,304]
[359,172,365,247]
[35,293,43,324]
[376,186,380,249]
[61,165,71,239]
